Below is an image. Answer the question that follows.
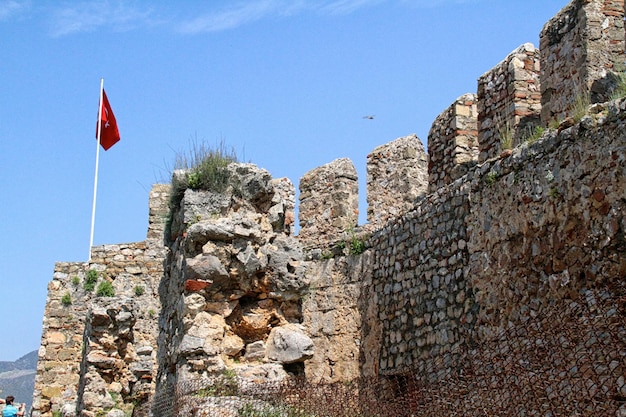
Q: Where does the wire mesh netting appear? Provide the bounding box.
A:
[138,289,625,417]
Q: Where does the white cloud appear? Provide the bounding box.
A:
[45,0,477,37]
[49,1,156,37]
[176,0,387,34]
[177,0,286,34]
[0,0,28,21]
[399,0,484,8]
[316,0,386,16]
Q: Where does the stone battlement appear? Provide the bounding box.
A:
[297,0,623,237]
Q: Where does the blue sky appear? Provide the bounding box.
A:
[0,0,566,361]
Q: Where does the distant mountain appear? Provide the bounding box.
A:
[0,350,38,373]
[0,350,37,410]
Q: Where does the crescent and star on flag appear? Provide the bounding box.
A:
[97,89,121,151]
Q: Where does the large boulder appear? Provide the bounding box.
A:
[266,325,314,364]
[262,235,308,299]
[227,163,274,210]
[185,254,229,282]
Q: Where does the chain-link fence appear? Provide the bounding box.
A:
[137,288,625,416]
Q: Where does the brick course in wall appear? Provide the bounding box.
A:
[427,94,479,193]
[477,43,541,163]
[540,0,625,126]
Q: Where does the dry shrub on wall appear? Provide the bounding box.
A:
[170,138,238,205]
[610,70,626,100]
[497,118,514,151]
[164,139,239,240]
[572,93,590,122]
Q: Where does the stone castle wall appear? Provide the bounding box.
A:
[369,99,625,374]
[34,261,92,416]
[301,252,375,382]
[466,100,626,334]
[32,185,170,417]
[33,0,626,415]
[369,178,473,372]
[154,165,309,393]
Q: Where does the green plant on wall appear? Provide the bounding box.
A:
[321,250,334,260]
[610,68,626,100]
[548,117,561,130]
[522,125,545,145]
[223,368,237,379]
[61,292,72,306]
[96,281,115,297]
[195,369,239,397]
[134,285,145,296]
[185,213,202,231]
[187,171,202,189]
[545,91,590,130]
[71,275,80,286]
[237,403,305,417]
[343,225,368,256]
[485,171,499,187]
[95,409,112,417]
[349,236,366,255]
[108,391,120,403]
[84,269,98,291]
[169,139,239,206]
[166,139,239,241]
[548,187,560,199]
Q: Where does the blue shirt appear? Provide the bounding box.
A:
[2,405,18,417]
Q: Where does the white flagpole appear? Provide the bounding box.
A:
[89,78,104,261]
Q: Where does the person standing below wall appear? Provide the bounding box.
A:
[1,396,25,417]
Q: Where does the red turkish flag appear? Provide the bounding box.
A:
[96,89,120,150]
